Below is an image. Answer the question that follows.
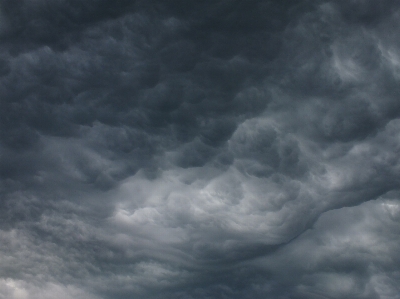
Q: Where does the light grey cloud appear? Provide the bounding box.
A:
[249,196,400,298]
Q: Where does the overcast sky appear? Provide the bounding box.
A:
[1,0,400,298]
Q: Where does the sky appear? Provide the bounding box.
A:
[1,0,400,298]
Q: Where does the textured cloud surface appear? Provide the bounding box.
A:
[2,1,400,298]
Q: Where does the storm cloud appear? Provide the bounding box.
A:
[1,0,400,298]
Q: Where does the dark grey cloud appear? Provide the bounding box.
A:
[1,0,400,298]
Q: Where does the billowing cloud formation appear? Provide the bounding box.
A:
[1,0,400,298]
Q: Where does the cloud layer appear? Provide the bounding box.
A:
[1,0,400,298]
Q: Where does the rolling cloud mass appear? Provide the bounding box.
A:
[1,0,400,298]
